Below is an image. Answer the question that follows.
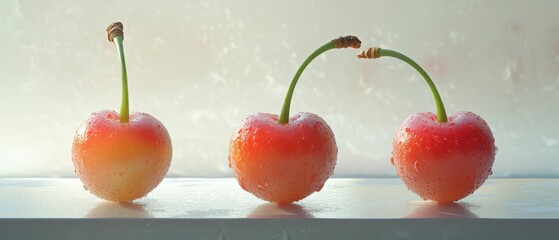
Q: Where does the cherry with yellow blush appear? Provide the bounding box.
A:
[229,36,361,204]
[72,22,172,202]
[358,47,497,203]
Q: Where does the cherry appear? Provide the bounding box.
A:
[358,47,497,202]
[72,22,172,202]
[229,36,361,204]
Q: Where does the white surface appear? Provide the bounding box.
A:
[1,178,558,219]
[1,0,559,178]
[1,178,558,240]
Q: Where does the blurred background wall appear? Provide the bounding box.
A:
[0,0,558,177]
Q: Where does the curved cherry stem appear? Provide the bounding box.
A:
[278,36,361,124]
[358,48,448,123]
[107,23,130,123]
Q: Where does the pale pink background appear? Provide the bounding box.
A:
[0,0,557,177]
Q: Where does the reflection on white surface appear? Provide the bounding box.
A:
[248,203,314,218]
[0,0,558,178]
[86,202,152,218]
[405,202,479,219]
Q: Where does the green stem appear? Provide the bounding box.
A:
[379,49,447,122]
[113,35,129,123]
[278,41,336,124]
[278,36,361,124]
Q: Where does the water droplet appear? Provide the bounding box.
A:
[390,157,395,165]
[83,185,89,191]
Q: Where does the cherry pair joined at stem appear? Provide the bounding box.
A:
[230,38,496,203]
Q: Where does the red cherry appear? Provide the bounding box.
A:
[72,22,172,202]
[72,110,172,202]
[392,112,496,202]
[229,112,337,204]
[229,36,361,203]
[358,47,497,202]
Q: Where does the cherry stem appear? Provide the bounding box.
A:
[107,22,129,123]
[278,36,361,124]
[358,48,448,123]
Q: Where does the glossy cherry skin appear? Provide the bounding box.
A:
[392,111,496,202]
[229,112,337,204]
[72,110,172,202]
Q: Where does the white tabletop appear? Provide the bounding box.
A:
[1,178,558,239]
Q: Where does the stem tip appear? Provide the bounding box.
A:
[107,22,124,42]
[333,36,361,49]
[357,47,380,59]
